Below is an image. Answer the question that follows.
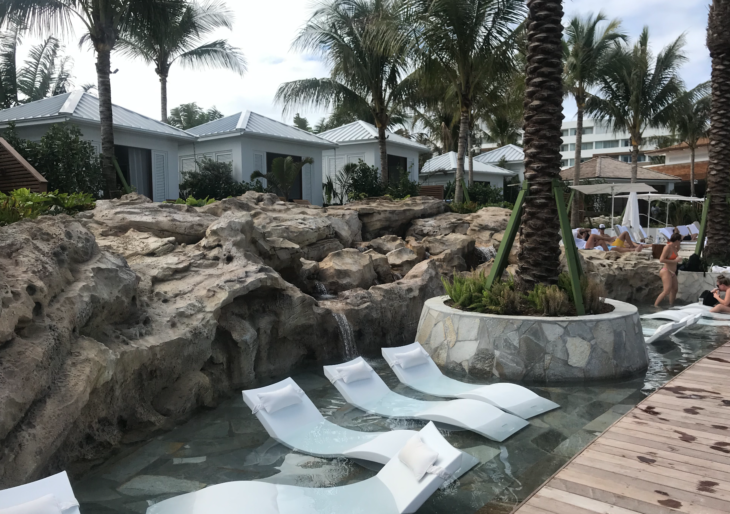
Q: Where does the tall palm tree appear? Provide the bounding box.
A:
[586,28,686,183]
[0,0,183,197]
[17,36,73,102]
[276,0,411,183]
[118,0,246,123]
[516,0,564,288]
[563,12,626,226]
[706,0,730,262]
[407,0,525,203]
[670,82,711,197]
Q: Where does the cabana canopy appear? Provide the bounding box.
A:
[569,183,657,195]
[614,193,704,202]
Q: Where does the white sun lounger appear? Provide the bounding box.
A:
[323,358,528,442]
[147,422,462,514]
[381,343,559,419]
[642,304,730,323]
[242,378,478,477]
[644,317,693,345]
[0,472,79,514]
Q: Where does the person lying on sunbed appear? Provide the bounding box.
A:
[577,228,647,253]
[673,226,698,242]
[576,228,609,251]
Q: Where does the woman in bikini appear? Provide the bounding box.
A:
[710,275,730,313]
[654,233,683,307]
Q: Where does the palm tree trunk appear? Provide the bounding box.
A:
[455,109,468,203]
[96,47,117,198]
[690,146,696,197]
[468,130,474,186]
[159,73,169,124]
[377,124,388,184]
[706,0,730,261]
[630,142,639,183]
[570,105,583,227]
[517,0,565,288]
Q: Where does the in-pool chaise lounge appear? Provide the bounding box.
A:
[381,343,559,419]
[147,422,461,514]
[0,472,79,514]
[642,304,730,325]
[323,358,528,442]
[242,377,478,477]
[643,313,702,344]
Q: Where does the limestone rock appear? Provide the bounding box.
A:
[387,247,420,276]
[405,237,427,261]
[364,249,394,284]
[301,239,344,262]
[430,250,467,274]
[581,251,663,304]
[406,213,471,239]
[422,233,475,259]
[318,249,377,293]
[369,235,406,254]
[93,228,177,259]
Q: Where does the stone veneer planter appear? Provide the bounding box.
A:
[677,271,722,304]
[416,296,648,383]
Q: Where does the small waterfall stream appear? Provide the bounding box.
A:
[333,312,358,360]
[314,281,336,300]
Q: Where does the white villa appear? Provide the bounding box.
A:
[317,121,430,183]
[419,151,516,188]
[474,144,525,181]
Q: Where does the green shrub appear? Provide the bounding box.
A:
[180,158,264,200]
[449,202,481,214]
[386,170,420,200]
[173,196,216,207]
[0,189,96,226]
[3,122,105,196]
[346,160,385,200]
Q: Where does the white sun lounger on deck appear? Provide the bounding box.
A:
[0,472,79,514]
[242,378,478,477]
[381,343,559,419]
[323,358,528,442]
[147,422,462,514]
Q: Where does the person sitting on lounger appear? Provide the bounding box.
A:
[655,233,683,307]
[579,228,647,253]
[576,228,609,251]
[711,275,730,313]
[673,226,697,242]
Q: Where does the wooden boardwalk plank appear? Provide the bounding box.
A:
[512,341,730,514]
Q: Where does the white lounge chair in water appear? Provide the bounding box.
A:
[241,378,478,477]
[643,313,702,344]
[0,472,79,514]
[323,358,528,442]
[147,422,462,514]
[381,343,559,419]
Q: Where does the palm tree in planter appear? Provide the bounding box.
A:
[252,156,314,202]
[276,0,411,184]
[563,12,626,227]
[118,0,246,123]
[586,28,686,183]
[406,0,525,203]
[669,82,711,198]
[0,0,183,197]
[706,0,730,262]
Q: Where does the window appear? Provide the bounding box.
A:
[622,139,631,147]
[581,142,593,151]
[387,154,408,184]
[581,157,590,163]
[570,128,577,136]
[619,155,631,163]
[568,159,575,166]
[595,140,619,149]
[582,127,594,135]
[561,159,569,167]
[561,129,569,137]
[637,154,647,162]
[216,152,233,164]
[560,144,570,152]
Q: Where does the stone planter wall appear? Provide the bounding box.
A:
[677,272,722,304]
[416,297,648,383]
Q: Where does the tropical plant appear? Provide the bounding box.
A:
[169,102,224,129]
[407,0,526,203]
[563,12,627,226]
[118,0,246,123]
[0,188,95,226]
[706,0,730,262]
[276,0,411,183]
[516,0,565,289]
[293,113,311,132]
[586,27,687,182]
[173,195,215,206]
[251,156,314,201]
[180,158,263,200]
[669,82,711,197]
[0,0,186,197]
[3,122,105,195]
[343,160,385,200]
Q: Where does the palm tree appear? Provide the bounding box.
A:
[516,0,564,288]
[563,12,626,226]
[17,37,73,102]
[407,0,525,203]
[669,82,711,197]
[276,0,411,183]
[706,0,730,262]
[586,28,686,183]
[118,0,246,123]
[252,156,315,201]
[0,0,183,197]
[169,102,223,129]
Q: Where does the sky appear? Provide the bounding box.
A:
[13,0,713,127]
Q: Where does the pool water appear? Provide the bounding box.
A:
[72,308,729,514]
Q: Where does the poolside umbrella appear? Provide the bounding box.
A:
[622,192,641,231]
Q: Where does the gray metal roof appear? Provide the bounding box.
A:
[474,144,524,164]
[317,120,430,152]
[421,152,516,176]
[186,110,336,147]
[0,90,194,140]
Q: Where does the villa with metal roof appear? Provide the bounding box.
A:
[560,156,679,193]
[0,90,193,201]
[420,151,516,188]
[474,144,525,181]
[180,111,336,205]
[317,121,430,184]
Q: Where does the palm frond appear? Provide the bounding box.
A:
[175,39,247,75]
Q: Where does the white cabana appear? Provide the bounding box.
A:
[569,183,657,230]
[615,193,704,229]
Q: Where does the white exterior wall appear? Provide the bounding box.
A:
[664,147,709,165]
[321,142,421,182]
[419,170,506,189]
[10,121,183,201]
[178,138,242,181]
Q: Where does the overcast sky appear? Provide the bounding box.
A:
[14,0,713,127]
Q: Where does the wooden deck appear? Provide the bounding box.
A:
[513,342,730,514]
